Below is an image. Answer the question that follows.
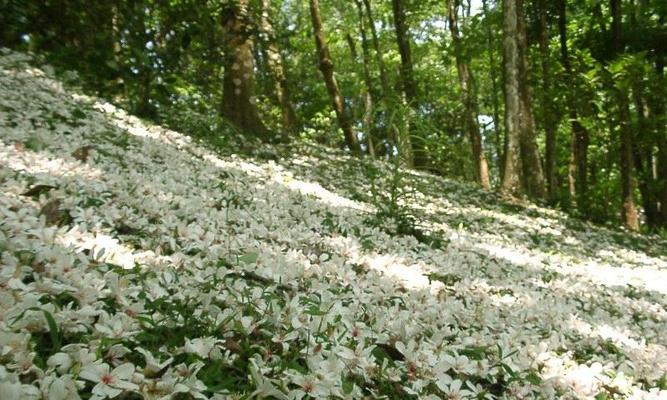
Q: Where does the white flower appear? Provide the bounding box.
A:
[79,362,139,398]
[436,377,473,400]
[38,374,81,400]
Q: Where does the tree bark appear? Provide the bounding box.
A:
[538,0,557,203]
[610,0,639,230]
[558,0,590,211]
[363,0,391,100]
[221,0,268,135]
[259,0,298,134]
[631,87,659,227]
[447,0,490,189]
[354,0,376,157]
[654,56,667,226]
[391,0,427,168]
[501,0,545,198]
[501,0,523,195]
[516,0,546,199]
[309,0,361,153]
[481,0,503,176]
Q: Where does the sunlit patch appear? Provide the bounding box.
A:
[0,142,103,180]
[276,175,370,211]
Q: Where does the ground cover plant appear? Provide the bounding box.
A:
[1,50,667,399]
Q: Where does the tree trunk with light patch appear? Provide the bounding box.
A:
[309,0,361,153]
[259,0,297,135]
[391,0,427,168]
[610,0,639,231]
[501,0,546,198]
[447,0,490,189]
[501,0,524,196]
[221,0,268,135]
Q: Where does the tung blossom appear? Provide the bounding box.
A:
[79,362,139,399]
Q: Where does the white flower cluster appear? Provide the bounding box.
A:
[1,49,666,399]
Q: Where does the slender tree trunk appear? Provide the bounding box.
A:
[391,0,427,168]
[363,0,390,99]
[110,1,123,93]
[363,0,398,151]
[259,0,298,134]
[516,0,546,199]
[501,0,523,195]
[558,0,590,211]
[538,0,557,203]
[354,0,376,157]
[610,0,639,230]
[654,57,667,226]
[221,0,268,135]
[482,0,503,176]
[447,0,490,189]
[309,0,361,153]
[631,87,659,227]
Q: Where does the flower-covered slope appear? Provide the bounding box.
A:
[1,49,666,400]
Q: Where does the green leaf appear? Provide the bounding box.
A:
[525,371,542,385]
[239,252,259,264]
[341,374,354,394]
[42,310,61,353]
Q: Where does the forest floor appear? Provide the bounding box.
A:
[1,49,667,399]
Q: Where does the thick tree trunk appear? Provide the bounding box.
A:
[447,0,490,189]
[538,0,557,203]
[501,0,545,198]
[610,0,639,230]
[391,0,427,168]
[259,0,298,134]
[481,0,503,176]
[221,0,268,135]
[501,0,523,195]
[516,0,546,199]
[309,0,361,153]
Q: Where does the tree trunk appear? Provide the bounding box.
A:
[221,0,268,135]
[354,0,376,157]
[447,0,490,189]
[259,0,298,134]
[654,56,667,226]
[516,0,546,199]
[558,0,590,211]
[538,0,557,203]
[610,0,639,230]
[391,0,427,168]
[501,0,545,198]
[501,0,523,195]
[482,0,503,176]
[363,0,398,151]
[632,87,659,227]
[309,0,361,153]
[363,0,390,99]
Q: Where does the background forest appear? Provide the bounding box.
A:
[1,0,666,232]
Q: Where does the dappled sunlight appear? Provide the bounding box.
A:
[2,52,667,399]
[566,315,667,382]
[0,142,103,180]
[56,226,159,270]
[274,174,372,212]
